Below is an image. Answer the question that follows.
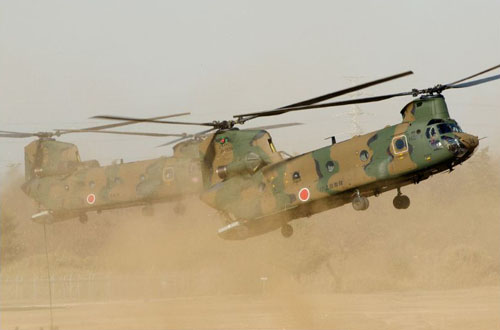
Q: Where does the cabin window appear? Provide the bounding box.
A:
[326,161,335,173]
[392,135,409,154]
[292,171,301,182]
[359,150,369,162]
[162,167,175,182]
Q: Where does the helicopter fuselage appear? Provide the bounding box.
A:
[202,96,479,239]
[21,139,203,223]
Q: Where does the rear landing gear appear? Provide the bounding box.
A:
[393,188,410,209]
[141,205,155,217]
[281,224,293,238]
[79,213,88,224]
[352,190,369,211]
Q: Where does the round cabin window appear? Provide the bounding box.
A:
[395,138,406,151]
[359,150,369,162]
[326,161,335,173]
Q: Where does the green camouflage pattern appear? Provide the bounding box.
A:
[22,139,203,222]
[199,96,479,239]
[20,95,479,237]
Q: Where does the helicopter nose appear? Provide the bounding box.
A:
[455,132,479,154]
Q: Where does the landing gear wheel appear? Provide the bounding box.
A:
[281,224,293,238]
[393,195,410,209]
[352,196,369,211]
[79,214,88,224]
[173,203,186,215]
[141,205,155,217]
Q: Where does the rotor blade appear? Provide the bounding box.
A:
[235,92,412,118]
[446,74,500,90]
[0,130,39,138]
[91,115,214,127]
[447,64,500,86]
[58,129,188,137]
[83,112,190,131]
[0,132,35,138]
[248,122,303,130]
[278,71,413,109]
[157,127,217,147]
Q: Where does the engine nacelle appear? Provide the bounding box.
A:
[216,152,263,180]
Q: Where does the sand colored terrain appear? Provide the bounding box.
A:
[1,148,499,329]
[2,288,499,330]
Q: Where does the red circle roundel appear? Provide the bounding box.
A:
[86,193,96,205]
[298,188,310,202]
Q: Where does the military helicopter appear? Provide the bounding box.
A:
[1,111,302,224]
[0,113,206,223]
[94,64,499,240]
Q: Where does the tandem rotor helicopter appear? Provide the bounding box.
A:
[3,65,499,239]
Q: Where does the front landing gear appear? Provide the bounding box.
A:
[352,190,369,211]
[393,188,410,209]
[141,205,155,217]
[281,224,293,238]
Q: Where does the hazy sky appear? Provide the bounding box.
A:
[1,0,499,178]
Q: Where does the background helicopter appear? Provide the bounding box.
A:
[94,65,499,240]
[1,112,301,224]
[0,112,207,223]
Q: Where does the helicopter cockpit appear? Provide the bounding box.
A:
[425,119,466,155]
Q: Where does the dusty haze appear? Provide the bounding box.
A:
[1,1,500,329]
[1,149,499,329]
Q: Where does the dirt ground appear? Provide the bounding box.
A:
[2,287,499,330]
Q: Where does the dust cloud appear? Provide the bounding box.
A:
[1,148,499,329]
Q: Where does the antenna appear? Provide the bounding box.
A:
[343,76,371,135]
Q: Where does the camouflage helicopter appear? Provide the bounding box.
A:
[0,113,207,224]
[95,65,499,240]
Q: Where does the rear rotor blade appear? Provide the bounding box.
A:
[0,132,36,138]
[248,122,303,130]
[278,71,413,109]
[83,112,190,131]
[0,130,45,138]
[58,129,188,138]
[157,127,217,147]
[92,115,214,127]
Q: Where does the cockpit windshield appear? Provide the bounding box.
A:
[437,123,462,134]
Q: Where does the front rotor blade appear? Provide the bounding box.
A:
[236,92,411,118]
[447,64,500,86]
[446,74,500,90]
[278,70,413,109]
[91,115,214,127]
[83,112,190,131]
